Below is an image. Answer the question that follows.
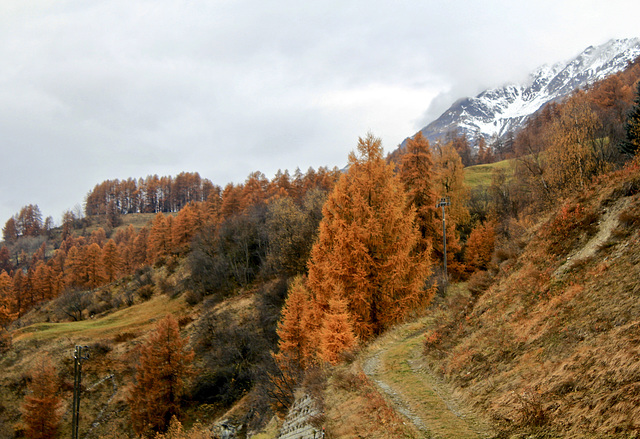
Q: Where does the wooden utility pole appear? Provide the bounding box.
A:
[436,197,450,285]
[72,345,89,439]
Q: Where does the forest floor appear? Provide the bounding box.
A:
[360,313,493,439]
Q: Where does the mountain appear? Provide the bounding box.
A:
[409,38,640,145]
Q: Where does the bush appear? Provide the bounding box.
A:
[184,290,203,306]
[0,329,11,353]
[513,386,548,428]
[468,270,494,296]
[138,284,154,301]
[90,341,112,356]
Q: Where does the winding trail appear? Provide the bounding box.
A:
[361,317,492,439]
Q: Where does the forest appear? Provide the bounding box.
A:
[0,56,639,438]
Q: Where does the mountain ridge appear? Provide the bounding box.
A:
[406,37,640,146]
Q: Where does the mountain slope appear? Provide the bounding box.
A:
[413,38,640,144]
[420,158,640,437]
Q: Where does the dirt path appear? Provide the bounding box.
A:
[361,318,492,439]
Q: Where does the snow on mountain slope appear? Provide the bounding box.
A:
[411,38,640,145]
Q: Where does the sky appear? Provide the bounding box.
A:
[1,0,639,225]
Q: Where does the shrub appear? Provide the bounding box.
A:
[467,270,494,296]
[512,386,548,428]
[0,329,11,353]
[183,290,203,306]
[138,284,154,301]
[90,341,112,356]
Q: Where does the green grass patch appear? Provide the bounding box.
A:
[464,158,514,190]
[14,294,187,342]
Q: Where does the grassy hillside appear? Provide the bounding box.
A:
[422,159,640,437]
[2,155,638,438]
[463,159,514,190]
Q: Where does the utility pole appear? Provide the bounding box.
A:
[72,345,89,439]
[436,197,450,285]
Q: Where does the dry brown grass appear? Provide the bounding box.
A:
[423,159,640,437]
[323,364,421,439]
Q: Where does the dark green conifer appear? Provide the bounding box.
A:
[620,81,640,155]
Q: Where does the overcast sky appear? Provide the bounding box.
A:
[1,0,639,225]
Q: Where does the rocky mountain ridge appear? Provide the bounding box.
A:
[410,37,640,145]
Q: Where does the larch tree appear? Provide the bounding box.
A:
[132,227,150,269]
[84,242,106,288]
[399,132,439,255]
[148,213,172,263]
[20,358,62,439]
[102,239,121,283]
[128,314,194,436]
[432,141,469,278]
[307,133,433,340]
[545,91,602,196]
[64,246,83,288]
[464,220,497,273]
[2,217,19,243]
[0,245,12,273]
[274,276,311,372]
[319,295,357,365]
[0,271,17,327]
[32,263,59,302]
[270,276,312,414]
[12,269,27,317]
[172,203,199,253]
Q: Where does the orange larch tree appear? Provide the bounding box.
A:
[0,271,17,327]
[127,314,194,436]
[148,213,173,263]
[102,239,121,283]
[319,295,357,365]
[399,132,439,255]
[84,243,106,288]
[464,219,497,273]
[20,358,62,439]
[307,133,433,340]
[274,276,319,372]
[432,141,469,278]
[132,226,150,269]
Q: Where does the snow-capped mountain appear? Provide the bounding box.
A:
[411,38,640,145]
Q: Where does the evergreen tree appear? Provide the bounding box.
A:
[308,133,433,340]
[621,81,640,155]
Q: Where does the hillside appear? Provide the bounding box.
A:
[2,155,639,438]
[1,49,639,438]
[417,158,640,437]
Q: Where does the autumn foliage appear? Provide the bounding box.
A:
[307,133,433,340]
[127,314,194,436]
[20,358,62,439]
